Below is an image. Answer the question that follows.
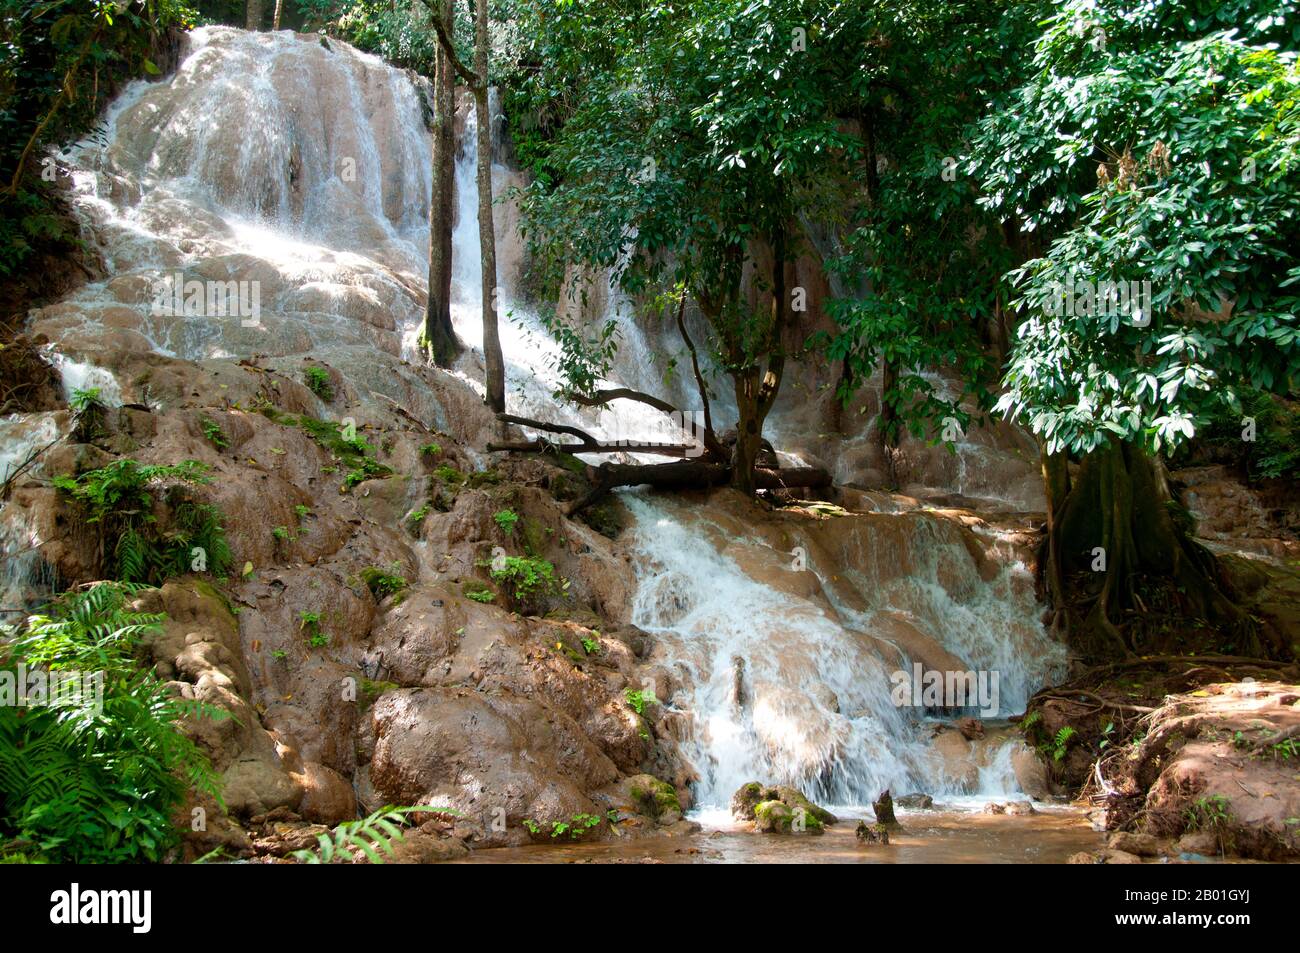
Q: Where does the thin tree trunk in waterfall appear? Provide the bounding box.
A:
[879,359,899,488]
[422,0,461,366]
[731,227,789,494]
[272,0,282,29]
[473,0,505,413]
[246,0,263,30]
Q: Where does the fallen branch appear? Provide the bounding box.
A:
[564,459,831,516]
[0,436,59,500]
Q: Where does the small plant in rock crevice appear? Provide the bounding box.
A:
[299,610,329,648]
[52,459,231,584]
[200,416,228,450]
[303,365,334,401]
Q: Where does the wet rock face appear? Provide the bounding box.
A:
[369,688,619,846]
[2,320,691,858]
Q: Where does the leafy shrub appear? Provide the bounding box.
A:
[69,387,107,442]
[624,687,657,716]
[486,555,565,613]
[299,610,329,647]
[0,583,226,863]
[359,566,407,599]
[200,416,228,450]
[432,463,466,486]
[493,508,519,536]
[52,459,231,583]
[464,582,496,604]
[294,416,393,491]
[303,366,333,401]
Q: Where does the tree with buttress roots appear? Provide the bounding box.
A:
[973,0,1300,660]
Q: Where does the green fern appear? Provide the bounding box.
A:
[290,806,439,864]
[0,583,227,863]
[52,459,230,583]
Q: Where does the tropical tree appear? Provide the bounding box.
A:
[516,0,858,492]
[973,0,1300,658]
[427,0,505,411]
[819,0,1039,482]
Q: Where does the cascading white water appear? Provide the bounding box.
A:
[19,27,1067,811]
[624,492,1065,809]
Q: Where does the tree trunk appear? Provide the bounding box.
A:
[272,0,282,29]
[1049,440,1259,661]
[730,227,789,494]
[245,0,262,30]
[473,0,505,413]
[879,359,899,488]
[731,371,763,495]
[422,0,461,367]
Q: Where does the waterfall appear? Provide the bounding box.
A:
[18,27,1065,811]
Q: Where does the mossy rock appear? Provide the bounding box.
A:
[466,468,503,488]
[627,775,681,820]
[580,500,624,538]
[774,785,838,826]
[732,781,836,832]
[731,782,769,820]
[359,678,399,711]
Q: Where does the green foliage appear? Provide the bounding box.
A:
[818,0,1034,444]
[513,0,862,472]
[1185,389,1300,481]
[200,416,228,450]
[523,812,602,840]
[69,386,108,442]
[299,610,328,647]
[418,442,442,458]
[624,687,657,716]
[52,459,230,583]
[290,805,431,864]
[303,365,333,401]
[487,554,564,611]
[406,502,430,530]
[975,0,1300,457]
[464,584,495,604]
[0,583,226,863]
[1184,793,1234,850]
[359,566,407,600]
[432,463,466,486]
[68,386,101,413]
[295,415,393,491]
[492,508,519,536]
[294,0,445,75]
[1050,725,1077,762]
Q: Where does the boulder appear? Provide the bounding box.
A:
[895,792,934,810]
[731,782,836,834]
[1107,831,1162,857]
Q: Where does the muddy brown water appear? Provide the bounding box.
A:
[450,807,1106,864]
